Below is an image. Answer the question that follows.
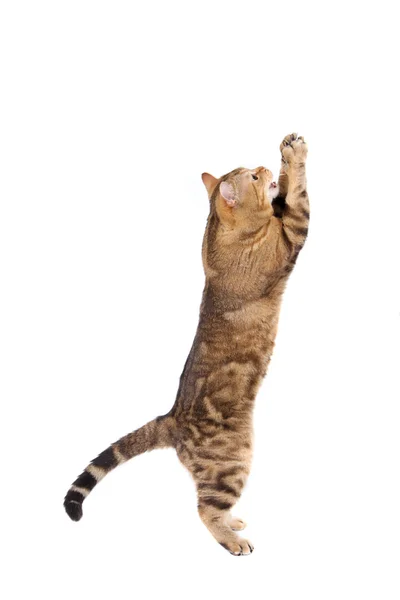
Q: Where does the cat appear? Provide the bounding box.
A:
[64,132,310,556]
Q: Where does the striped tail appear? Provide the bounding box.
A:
[64,415,176,521]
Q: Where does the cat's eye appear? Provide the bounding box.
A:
[251,174,258,181]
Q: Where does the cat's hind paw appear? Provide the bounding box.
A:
[227,516,247,531]
[219,538,254,556]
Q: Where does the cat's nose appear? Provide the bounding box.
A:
[257,166,272,177]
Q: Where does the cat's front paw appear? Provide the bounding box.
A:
[280,133,308,166]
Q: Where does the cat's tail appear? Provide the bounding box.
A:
[63,414,176,522]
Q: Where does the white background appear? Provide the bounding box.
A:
[1,1,399,598]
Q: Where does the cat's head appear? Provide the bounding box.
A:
[201,166,280,278]
[202,167,279,231]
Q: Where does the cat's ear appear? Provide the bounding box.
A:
[219,181,236,207]
[201,172,219,197]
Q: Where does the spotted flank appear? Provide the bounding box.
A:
[64,133,309,555]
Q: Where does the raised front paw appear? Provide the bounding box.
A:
[280,133,308,166]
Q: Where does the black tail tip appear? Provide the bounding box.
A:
[64,499,83,521]
[64,490,84,521]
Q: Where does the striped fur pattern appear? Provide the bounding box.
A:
[64,133,309,556]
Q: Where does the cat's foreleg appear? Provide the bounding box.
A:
[277,132,297,198]
[279,133,310,253]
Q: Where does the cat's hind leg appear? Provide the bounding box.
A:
[196,467,253,555]
[197,494,253,555]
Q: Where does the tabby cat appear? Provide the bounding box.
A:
[64,132,309,555]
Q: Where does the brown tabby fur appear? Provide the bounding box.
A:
[64,133,310,556]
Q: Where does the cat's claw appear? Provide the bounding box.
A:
[280,132,298,151]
